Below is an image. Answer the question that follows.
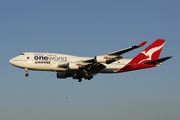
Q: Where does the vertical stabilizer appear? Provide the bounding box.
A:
[132,39,165,64]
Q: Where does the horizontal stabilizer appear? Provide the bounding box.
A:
[143,56,172,64]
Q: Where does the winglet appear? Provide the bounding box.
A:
[138,41,147,47]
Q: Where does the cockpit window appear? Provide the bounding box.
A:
[20,53,25,55]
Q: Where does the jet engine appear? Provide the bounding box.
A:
[72,73,79,79]
[95,56,115,64]
[68,63,83,70]
[56,72,73,78]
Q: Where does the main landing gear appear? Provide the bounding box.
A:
[78,78,82,82]
[25,68,29,77]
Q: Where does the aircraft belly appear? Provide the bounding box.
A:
[100,69,118,73]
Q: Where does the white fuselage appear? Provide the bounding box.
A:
[9,52,131,73]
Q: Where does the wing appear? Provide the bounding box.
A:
[81,41,147,64]
[79,63,106,80]
[108,41,147,55]
[56,61,106,81]
[93,41,147,64]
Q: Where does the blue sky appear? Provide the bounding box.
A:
[0,0,179,120]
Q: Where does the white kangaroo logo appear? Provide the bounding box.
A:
[138,43,164,64]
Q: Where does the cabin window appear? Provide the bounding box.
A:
[27,57,29,59]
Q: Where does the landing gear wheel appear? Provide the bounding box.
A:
[78,78,82,82]
[25,73,29,77]
[88,75,93,80]
[24,68,29,77]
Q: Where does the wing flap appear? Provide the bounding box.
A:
[88,63,106,73]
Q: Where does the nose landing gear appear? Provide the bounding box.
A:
[25,73,29,77]
[25,68,29,77]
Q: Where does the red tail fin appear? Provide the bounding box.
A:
[132,39,165,64]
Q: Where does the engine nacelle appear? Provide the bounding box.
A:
[95,56,114,64]
[68,63,82,70]
[56,72,72,79]
[72,73,79,79]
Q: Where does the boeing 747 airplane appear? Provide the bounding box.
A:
[9,39,172,82]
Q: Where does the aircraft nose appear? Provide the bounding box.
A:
[9,57,17,65]
[9,59,14,65]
